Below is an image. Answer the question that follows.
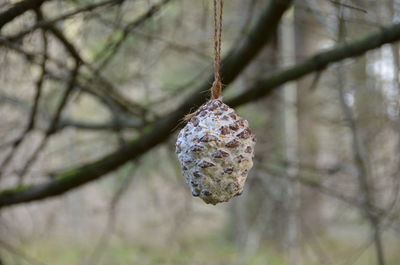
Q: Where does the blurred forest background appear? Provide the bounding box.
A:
[1,0,400,264]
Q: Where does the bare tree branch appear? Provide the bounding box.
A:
[226,22,400,108]
[0,13,48,179]
[17,61,80,181]
[0,7,155,120]
[10,0,400,208]
[336,8,385,265]
[0,0,52,30]
[0,91,145,132]
[23,9,150,118]
[93,0,174,71]
[5,0,121,40]
[3,1,400,208]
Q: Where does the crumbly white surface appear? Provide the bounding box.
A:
[176,99,256,205]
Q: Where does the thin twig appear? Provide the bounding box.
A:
[91,13,209,59]
[85,161,138,265]
[0,0,51,30]
[93,0,173,71]
[336,6,385,265]
[17,61,80,182]
[5,0,121,41]
[0,12,48,180]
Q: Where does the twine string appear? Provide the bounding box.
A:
[211,0,224,99]
[184,0,224,121]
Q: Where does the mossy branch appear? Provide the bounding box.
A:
[3,3,400,208]
[0,0,294,208]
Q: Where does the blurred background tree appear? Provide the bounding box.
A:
[0,0,400,264]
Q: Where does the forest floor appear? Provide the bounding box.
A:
[2,231,400,265]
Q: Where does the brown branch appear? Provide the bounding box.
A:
[44,24,83,63]
[43,22,150,117]
[93,0,173,71]
[0,0,52,30]
[10,2,400,209]
[0,90,145,133]
[0,0,338,208]
[0,12,149,120]
[0,15,48,179]
[226,22,400,108]
[5,0,121,41]
[39,68,151,123]
[336,10,385,265]
[17,62,80,181]
[90,13,209,60]
[47,64,81,135]
[261,164,400,233]
[56,118,144,131]
[25,9,47,131]
[5,1,395,209]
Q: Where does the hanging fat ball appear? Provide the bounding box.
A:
[176,99,256,205]
[175,0,255,204]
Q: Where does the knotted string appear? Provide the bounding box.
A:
[183,0,224,121]
[211,0,224,99]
